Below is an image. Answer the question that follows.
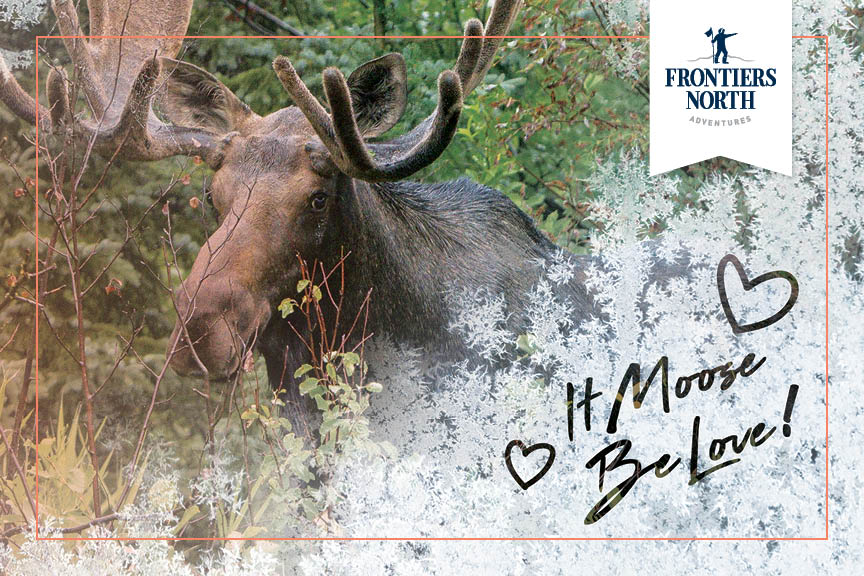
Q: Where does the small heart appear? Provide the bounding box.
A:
[717,254,799,335]
[504,439,556,490]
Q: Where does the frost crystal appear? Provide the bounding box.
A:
[0,0,46,29]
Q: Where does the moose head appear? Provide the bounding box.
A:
[2,1,569,406]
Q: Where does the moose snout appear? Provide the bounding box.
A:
[167,279,270,381]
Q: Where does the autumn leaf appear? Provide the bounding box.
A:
[105,278,122,295]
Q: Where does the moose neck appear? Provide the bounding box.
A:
[344,178,556,349]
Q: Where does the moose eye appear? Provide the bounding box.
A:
[310,191,328,212]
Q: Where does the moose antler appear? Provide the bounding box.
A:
[273,0,522,182]
[0,0,225,163]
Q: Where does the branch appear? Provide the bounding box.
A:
[220,0,305,36]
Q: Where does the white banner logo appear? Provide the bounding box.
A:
[650,0,792,176]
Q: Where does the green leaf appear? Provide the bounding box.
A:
[325,363,339,382]
[298,377,320,394]
[366,381,383,394]
[296,279,310,293]
[301,499,320,520]
[516,333,538,355]
[294,364,315,379]
[319,417,343,435]
[307,385,327,398]
[584,73,603,92]
[314,395,331,411]
[342,351,360,376]
[240,408,259,421]
[278,298,296,318]
[242,525,267,538]
[173,505,201,536]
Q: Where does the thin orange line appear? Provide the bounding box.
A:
[29,33,831,543]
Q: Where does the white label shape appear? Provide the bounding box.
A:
[650,0,792,176]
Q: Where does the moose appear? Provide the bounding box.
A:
[1,0,597,429]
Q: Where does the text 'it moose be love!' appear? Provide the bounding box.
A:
[504,254,801,525]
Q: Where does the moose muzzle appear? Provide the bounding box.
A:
[167,271,271,381]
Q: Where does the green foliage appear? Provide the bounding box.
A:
[0,370,150,545]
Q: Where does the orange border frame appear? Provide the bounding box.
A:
[31,33,830,542]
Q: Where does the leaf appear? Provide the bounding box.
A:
[278,298,296,318]
[516,333,538,355]
[319,417,344,435]
[298,377,320,394]
[325,363,339,383]
[342,352,360,376]
[301,499,320,520]
[366,382,383,394]
[296,279,310,293]
[173,505,201,536]
[314,395,331,411]
[294,364,315,379]
[65,468,89,494]
[242,525,267,538]
[584,73,603,92]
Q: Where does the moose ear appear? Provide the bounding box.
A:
[346,53,407,138]
[156,58,257,134]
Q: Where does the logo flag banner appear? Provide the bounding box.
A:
[650,0,792,176]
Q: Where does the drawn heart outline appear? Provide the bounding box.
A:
[504,439,556,491]
[716,254,799,335]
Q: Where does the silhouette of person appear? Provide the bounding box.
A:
[712,28,737,64]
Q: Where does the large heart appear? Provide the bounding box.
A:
[504,439,556,491]
[716,254,799,335]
